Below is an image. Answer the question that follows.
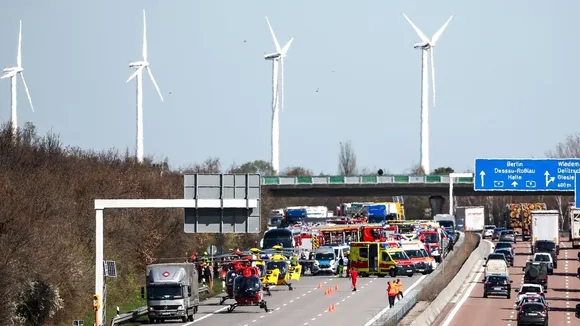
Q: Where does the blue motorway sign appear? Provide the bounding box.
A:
[576,173,580,205]
[474,159,580,191]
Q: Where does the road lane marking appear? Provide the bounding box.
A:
[440,238,493,326]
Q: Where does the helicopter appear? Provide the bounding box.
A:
[226,265,270,313]
[260,246,302,293]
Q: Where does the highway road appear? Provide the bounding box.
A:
[433,236,579,326]
[137,273,426,326]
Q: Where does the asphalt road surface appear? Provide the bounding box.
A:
[136,273,427,326]
[432,236,579,326]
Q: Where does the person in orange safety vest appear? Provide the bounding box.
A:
[387,281,398,308]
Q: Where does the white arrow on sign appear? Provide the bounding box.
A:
[545,171,555,187]
[479,171,486,187]
[511,181,518,187]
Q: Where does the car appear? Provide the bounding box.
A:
[499,230,516,243]
[514,284,546,305]
[494,242,514,255]
[486,253,509,265]
[533,240,558,268]
[517,302,549,326]
[532,253,554,274]
[492,227,506,240]
[482,225,496,239]
[523,262,549,288]
[483,274,512,298]
[495,248,515,267]
[515,294,548,310]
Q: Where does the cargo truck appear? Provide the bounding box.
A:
[531,210,560,253]
[570,207,580,249]
[506,203,547,240]
[141,263,199,323]
[455,206,485,232]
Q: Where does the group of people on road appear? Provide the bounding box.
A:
[387,279,404,308]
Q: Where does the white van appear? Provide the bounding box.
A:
[484,259,509,278]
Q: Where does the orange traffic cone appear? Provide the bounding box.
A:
[317,283,322,289]
[335,285,339,291]
[328,304,334,312]
[325,289,329,295]
[328,287,333,293]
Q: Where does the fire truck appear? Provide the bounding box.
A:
[419,227,449,263]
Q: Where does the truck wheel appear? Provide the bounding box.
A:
[389,269,396,278]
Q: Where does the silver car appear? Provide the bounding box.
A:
[482,225,496,239]
[499,230,516,243]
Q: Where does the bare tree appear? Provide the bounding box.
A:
[338,141,357,175]
[546,133,580,158]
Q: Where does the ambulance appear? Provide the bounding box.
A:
[383,247,417,277]
[348,242,415,277]
[400,241,434,274]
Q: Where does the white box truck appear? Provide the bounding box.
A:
[531,210,560,251]
[455,206,485,232]
[570,207,580,249]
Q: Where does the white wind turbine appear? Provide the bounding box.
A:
[264,16,294,175]
[127,9,164,163]
[403,14,452,175]
[1,20,34,133]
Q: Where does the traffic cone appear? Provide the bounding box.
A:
[325,289,329,295]
[335,285,339,291]
[317,282,322,289]
[328,304,334,312]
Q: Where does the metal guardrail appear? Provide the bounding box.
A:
[110,285,210,326]
[262,175,474,185]
[374,232,467,326]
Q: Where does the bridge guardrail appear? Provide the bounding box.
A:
[110,285,210,326]
[374,232,466,326]
[262,175,474,185]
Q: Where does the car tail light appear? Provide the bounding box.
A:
[486,282,492,285]
[519,308,524,315]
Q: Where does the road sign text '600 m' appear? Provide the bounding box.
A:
[474,158,580,191]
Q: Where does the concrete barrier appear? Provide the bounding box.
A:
[377,232,466,326]
[409,235,489,326]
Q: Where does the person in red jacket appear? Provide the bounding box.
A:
[350,267,358,291]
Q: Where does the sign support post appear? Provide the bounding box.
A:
[449,173,473,215]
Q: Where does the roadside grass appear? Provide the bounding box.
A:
[417,232,480,301]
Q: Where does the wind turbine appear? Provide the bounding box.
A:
[1,20,34,133]
[127,9,164,163]
[264,17,293,175]
[403,14,452,175]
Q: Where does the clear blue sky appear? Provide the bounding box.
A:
[0,1,578,174]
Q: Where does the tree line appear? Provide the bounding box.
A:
[0,123,576,325]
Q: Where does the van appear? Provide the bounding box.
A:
[484,259,509,278]
[349,242,397,277]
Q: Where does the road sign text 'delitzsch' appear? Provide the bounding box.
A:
[474,159,580,191]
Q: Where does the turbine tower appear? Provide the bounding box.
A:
[264,17,293,175]
[1,20,34,133]
[127,9,164,163]
[403,14,452,175]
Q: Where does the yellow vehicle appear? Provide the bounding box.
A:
[383,248,417,277]
[349,242,397,277]
[261,246,302,294]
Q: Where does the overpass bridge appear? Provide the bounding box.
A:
[260,175,573,197]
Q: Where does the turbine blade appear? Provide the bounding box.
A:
[126,67,143,83]
[0,73,13,80]
[265,17,281,53]
[17,20,22,67]
[280,58,284,113]
[431,15,453,44]
[142,9,148,61]
[402,14,430,44]
[146,67,164,102]
[430,48,436,107]
[281,38,294,56]
[19,72,34,112]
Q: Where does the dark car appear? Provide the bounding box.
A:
[517,302,549,325]
[495,248,514,267]
[523,262,549,289]
[494,242,514,255]
[492,227,506,240]
[483,274,512,298]
[533,240,558,268]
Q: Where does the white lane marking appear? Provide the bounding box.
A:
[363,275,428,326]
[252,320,257,322]
[439,238,493,326]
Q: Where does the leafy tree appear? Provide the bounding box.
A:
[432,167,454,175]
[229,160,275,175]
[282,167,313,176]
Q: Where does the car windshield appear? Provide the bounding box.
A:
[315,253,334,261]
[494,228,505,233]
[496,250,512,257]
[521,286,541,293]
[404,249,424,258]
[487,276,508,283]
[389,251,409,260]
[535,241,555,251]
[502,230,514,235]
[523,297,544,304]
[522,303,544,312]
[147,285,183,300]
[495,243,512,249]
[485,226,496,230]
[423,233,439,243]
[534,255,551,262]
[488,253,505,260]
